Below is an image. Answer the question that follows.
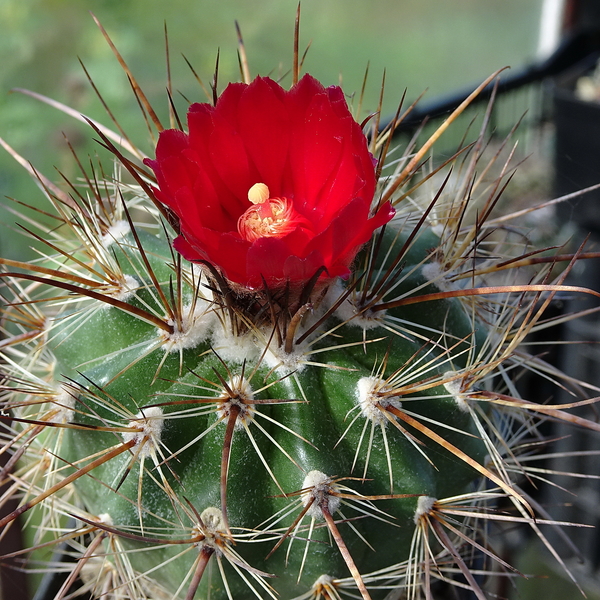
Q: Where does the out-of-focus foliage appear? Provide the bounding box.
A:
[0,0,543,259]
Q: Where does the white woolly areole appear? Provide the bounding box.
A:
[414,496,437,524]
[313,575,336,590]
[195,507,227,552]
[301,470,341,520]
[216,377,255,430]
[200,506,226,534]
[185,264,215,303]
[443,371,470,412]
[101,220,131,247]
[321,279,346,313]
[334,293,385,331]
[421,261,456,293]
[122,407,164,458]
[49,383,76,424]
[108,274,139,302]
[97,513,113,526]
[210,323,260,364]
[263,338,308,375]
[190,262,205,281]
[356,376,402,426]
[430,222,445,237]
[161,301,214,353]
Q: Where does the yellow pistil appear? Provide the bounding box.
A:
[247,182,270,205]
[238,183,297,242]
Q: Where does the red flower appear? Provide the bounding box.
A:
[144,74,394,290]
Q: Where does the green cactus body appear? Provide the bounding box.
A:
[38,220,486,598]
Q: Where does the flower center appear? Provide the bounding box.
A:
[237,183,297,243]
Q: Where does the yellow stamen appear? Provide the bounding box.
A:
[238,184,297,243]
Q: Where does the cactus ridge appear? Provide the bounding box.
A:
[1,18,600,600]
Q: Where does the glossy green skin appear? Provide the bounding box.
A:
[50,228,486,599]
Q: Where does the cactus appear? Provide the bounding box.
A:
[1,16,600,600]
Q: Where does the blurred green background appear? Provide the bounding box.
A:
[0,0,545,258]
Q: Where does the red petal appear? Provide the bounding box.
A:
[321,125,376,221]
[208,84,260,203]
[283,250,329,281]
[212,233,251,284]
[245,237,290,287]
[304,198,368,268]
[289,92,345,212]
[287,74,327,114]
[187,105,247,224]
[153,128,189,162]
[238,77,291,194]
[144,130,193,198]
[304,198,393,274]
[173,235,204,262]
[176,226,251,286]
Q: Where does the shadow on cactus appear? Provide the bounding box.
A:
[1,12,600,600]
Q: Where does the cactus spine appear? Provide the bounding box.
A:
[1,17,599,600]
